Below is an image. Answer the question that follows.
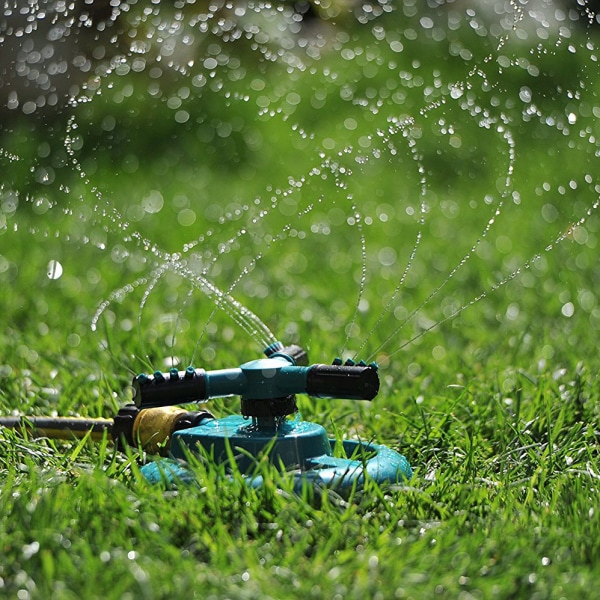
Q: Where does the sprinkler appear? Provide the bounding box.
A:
[132,342,412,490]
[0,343,412,492]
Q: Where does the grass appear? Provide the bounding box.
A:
[2,2,600,598]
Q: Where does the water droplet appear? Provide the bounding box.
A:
[561,302,574,318]
[47,260,63,280]
[450,85,463,99]
[519,86,532,103]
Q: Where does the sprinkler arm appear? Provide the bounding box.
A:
[132,348,380,410]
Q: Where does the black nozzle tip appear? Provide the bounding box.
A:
[306,363,380,401]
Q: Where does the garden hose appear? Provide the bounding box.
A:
[0,405,214,455]
[0,416,113,442]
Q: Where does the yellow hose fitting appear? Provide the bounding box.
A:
[133,406,189,455]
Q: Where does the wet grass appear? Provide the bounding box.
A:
[2,316,600,598]
[2,4,600,598]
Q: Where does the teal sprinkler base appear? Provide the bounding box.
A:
[140,415,412,490]
[134,343,412,491]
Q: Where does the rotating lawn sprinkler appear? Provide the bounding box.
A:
[0,342,412,492]
[132,342,412,490]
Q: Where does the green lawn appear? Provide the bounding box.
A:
[1,2,600,598]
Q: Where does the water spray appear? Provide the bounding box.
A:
[0,343,412,492]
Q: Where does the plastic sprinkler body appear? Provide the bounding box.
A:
[134,343,412,490]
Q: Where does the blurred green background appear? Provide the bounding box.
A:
[2,0,599,385]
